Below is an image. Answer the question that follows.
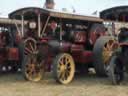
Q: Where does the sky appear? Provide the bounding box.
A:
[0,0,128,17]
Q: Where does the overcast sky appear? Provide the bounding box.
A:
[0,0,128,17]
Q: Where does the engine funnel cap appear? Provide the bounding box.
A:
[46,0,55,4]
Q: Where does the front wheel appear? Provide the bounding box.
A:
[108,55,124,85]
[22,54,45,82]
[53,53,75,84]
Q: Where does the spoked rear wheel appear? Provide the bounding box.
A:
[53,53,75,84]
[22,38,45,82]
[93,36,116,76]
[108,56,124,85]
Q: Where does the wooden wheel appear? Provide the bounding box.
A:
[93,36,116,76]
[23,54,45,82]
[53,53,75,84]
[24,38,37,55]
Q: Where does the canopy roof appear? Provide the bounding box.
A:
[100,6,128,22]
[0,18,27,27]
[9,7,103,23]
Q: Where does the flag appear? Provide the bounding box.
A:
[92,11,98,15]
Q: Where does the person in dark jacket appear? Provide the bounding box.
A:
[118,27,128,43]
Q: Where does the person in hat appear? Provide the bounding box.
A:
[44,0,55,9]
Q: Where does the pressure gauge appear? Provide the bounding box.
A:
[29,22,36,29]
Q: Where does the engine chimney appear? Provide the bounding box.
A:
[45,0,55,9]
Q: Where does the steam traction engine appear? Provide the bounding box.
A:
[0,18,27,72]
[8,7,115,84]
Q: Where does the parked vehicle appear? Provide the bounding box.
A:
[0,7,114,84]
[0,18,27,72]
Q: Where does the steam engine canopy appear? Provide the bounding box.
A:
[100,6,128,22]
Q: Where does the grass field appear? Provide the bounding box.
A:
[0,72,128,96]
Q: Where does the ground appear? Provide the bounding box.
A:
[0,72,128,96]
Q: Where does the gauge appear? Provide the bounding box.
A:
[29,22,36,29]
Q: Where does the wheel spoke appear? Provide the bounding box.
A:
[106,43,111,50]
[62,71,66,80]
[25,47,33,54]
[64,72,67,80]
[59,71,64,79]
[65,58,70,65]
[58,65,64,73]
[65,70,69,79]
[34,44,37,51]
[29,42,34,52]
[24,38,37,55]
[59,60,64,65]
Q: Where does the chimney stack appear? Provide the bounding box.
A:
[45,0,55,9]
